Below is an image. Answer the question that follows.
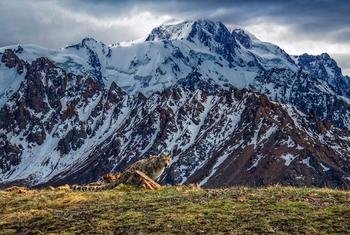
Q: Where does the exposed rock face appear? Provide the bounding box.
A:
[0,134,22,174]
[252,68,350,129]
[39,83,350,189]
[0,19,350,189]
[1,49,26,74]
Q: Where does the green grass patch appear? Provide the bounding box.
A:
[0,185,349,234]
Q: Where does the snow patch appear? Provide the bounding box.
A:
[247,155,264,171]
[301,157,315,170]
[320,163,330,172]
[280,154,296,166]
[199,153,230,186]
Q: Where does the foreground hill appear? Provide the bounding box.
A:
[0,185,349,234]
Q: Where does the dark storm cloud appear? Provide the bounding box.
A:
[64,0,350,42]
[2,0,350,45]
[0,0,349,74]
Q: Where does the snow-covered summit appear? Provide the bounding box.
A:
[1,19,348,99]
[231,28,256,48]
[296,53,342,79]
[146,19,239,63]
[145,19,228,42]
[294,52,350,96]
[145,20,195,41]
[0,19,347,96]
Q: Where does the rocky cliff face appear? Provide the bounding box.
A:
[0,19,350,188]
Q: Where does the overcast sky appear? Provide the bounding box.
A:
[0,0,349,75]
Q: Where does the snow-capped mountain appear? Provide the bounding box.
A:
[1,19,350,188]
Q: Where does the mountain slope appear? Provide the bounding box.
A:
[0,19,350,188]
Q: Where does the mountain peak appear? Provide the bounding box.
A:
[146,19,239,62]
[145,19,229,42]
[66,37,106,51]
[297,53,343,79]
[231,28,253,48]
[231,28,256,38]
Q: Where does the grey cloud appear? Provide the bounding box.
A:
[0,0,147,48]
[64,0,350,42]
[332,54,350,76]
[2,0,350,45]
[70,0,350,31]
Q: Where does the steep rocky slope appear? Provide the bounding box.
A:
[0,19,349,188]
